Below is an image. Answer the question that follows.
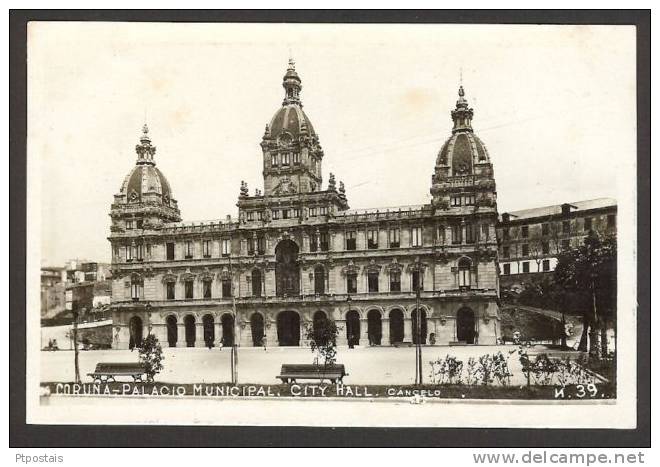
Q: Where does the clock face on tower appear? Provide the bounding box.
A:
[273,177,298,195]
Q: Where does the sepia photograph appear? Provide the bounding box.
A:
[14,13,647,439]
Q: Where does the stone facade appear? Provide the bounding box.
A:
[497,199,617,293]
[108,61,501,350]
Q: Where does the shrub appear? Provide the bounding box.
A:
[429,355,464,385]
[304,317,339,366]
[136,333,164,382]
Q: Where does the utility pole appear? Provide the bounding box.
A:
[229,254,238,384]
[415,287,423,385]
[72,305,81,384]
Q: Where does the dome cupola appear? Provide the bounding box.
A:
[110,125,181,232]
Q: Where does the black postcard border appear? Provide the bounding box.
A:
[9,9,651,448]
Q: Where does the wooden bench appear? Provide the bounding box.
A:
[87,362,147,383]
[277,364,348,384]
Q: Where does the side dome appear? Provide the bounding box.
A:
[118,125,176,205]
[435,86,491,176]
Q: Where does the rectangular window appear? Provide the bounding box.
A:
[166,242,175,260]
[136,219,143,229]
[221,239,231,257]
[458,268,471,288]
[257,211,264,221]
[389,228,400,248]
[412,270,423,291]
[319,206,328,216]
[346,231,356,250]
[347,273,358,294]
[502,228,509,240]
[320,232,329,251]
[521,226,529,238]
[562,220,570,234]
[271,154,278,166]
[203,280,212,299]
[481,224,489,240]
[185,241,193,259]
[126,246,133,262]
[309,207,317,217]
[562,239,570,251]
[542,223,549,235]
[282,152,290,166]
[522,261,530,273]
[247,211,255,221]
[126,220,134,230]
[390,271,401,292]
[272,210,280,220]
[368,272,379,293]
[185,281,193,299]
[310,235,318,252]
[282,209,289,219]
[203,240,211,258]
[131,283,141,300]
[411,227,423,247]
[464,194,475,206]
[222,279,232,298]
[503,246,510,258]
[542,241,550,255]
[542,259,550,272]
[522,244,529,257]
[166,282,175,300]
[607,214,616,228]
[257,236,266,255]
[291,208,301,218]
[465,224,477,244]
[293,152,300,164]
[584,217,592,231]
[451,224,462,244]
[451,196,461,207]
[367,230,378,249]
[503,264,511,275]
[247,237,255,255]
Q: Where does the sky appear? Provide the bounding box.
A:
[27,23,636,266]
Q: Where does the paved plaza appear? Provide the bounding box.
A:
[41,344,531,386]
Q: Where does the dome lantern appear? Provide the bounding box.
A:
[451,86,475,133]
[282,57,302,106]
[135,124,157,165]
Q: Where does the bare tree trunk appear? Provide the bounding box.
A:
[589,283,601,359]
[578,313,589,351]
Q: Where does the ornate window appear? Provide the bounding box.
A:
[202,240,211,258]
[464,194,476,206]
[367,229,378,249]
[451,196,461,207]
[346,231,356,251]
[251,269,262,297]
[203,279,212,299]
[222,278,232,298]
[389,228,400,248]
[320,232,329,251]
[293,152,300,164]
[185,280,194,299]
[346,273,358,294]
[257,235,266,255]
[465,224,477,244]
[452,224,462,244]
[458,258,471,288]
[411,227,423,247]
[185,241,193,259]
[131,275,143,301]
[271,154,278,166]
[310,233,319,252]
[368,271,379,293]
[166,282,175,300]
[282,152,290,166]
[247,237,255,256]
[390,270,401,292]
[314,265,325,295]
[412,270,423,292]
[166,242,175,260]
[221,239,231,257]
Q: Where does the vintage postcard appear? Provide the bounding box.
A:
[26,21,638,427]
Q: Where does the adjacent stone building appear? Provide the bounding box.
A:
[497,198,617,293]
[108,61,501,350]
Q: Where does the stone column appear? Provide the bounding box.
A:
[176,323,186,348]
[214,321,222,347]
[381,318,390,346]
[265,317,278,348]
[195,323,205,347]
[336,319,347,346]
[403,318,413,342]
[359,318,368,346]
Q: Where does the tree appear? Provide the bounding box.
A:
[304,317,340,367]
[136,333,165,382]
[553,231,616,358]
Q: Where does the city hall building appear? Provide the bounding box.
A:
[108,61,501,349]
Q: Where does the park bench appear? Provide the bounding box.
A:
[276,364,348,384]
[87,362,147,383]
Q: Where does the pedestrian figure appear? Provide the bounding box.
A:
[218,337,223,351]
[349,333,355,349]
[262,333,267,351]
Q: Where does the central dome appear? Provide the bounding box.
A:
[269,104,316,139]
